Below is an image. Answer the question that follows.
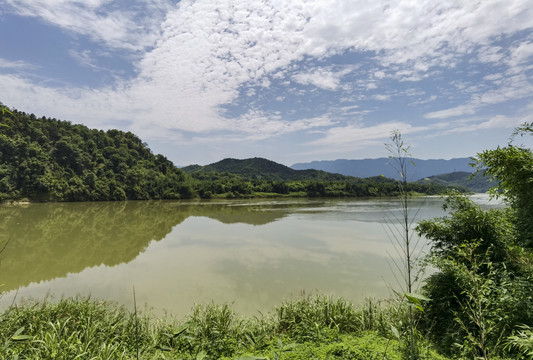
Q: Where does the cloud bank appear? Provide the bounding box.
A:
[1,0,532,163]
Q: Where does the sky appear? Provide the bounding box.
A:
[0,0,532,167]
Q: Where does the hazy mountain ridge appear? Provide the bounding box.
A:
[291,157,474,180]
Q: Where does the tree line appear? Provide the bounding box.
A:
[0,105,458,202]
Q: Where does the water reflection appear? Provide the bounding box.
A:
[0,196,500,315]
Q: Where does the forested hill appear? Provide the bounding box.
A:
[0,107,194,201]
[182,157,350,181]
[417,171,493,193]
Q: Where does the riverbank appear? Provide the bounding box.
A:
[0,295,449,360]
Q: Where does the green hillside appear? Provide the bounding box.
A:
[417,171,494,193]
[0,106,194,201]
[183,157,350,181]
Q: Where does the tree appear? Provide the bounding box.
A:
[0,104,12,138]
[417,122,533,358]
[417,195,526,358]
[474,122,533,247]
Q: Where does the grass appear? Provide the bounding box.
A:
[0,294,451,360]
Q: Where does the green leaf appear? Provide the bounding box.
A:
[12,335,32,341]
[405,293,430,302]
[245,333,255,345]
[236,356,268,360]
[0,106,13,116]
[282,343,297,351]
[196,350,207,360]
[390,324,400,340]
[172,324,188,337]
[405,293,428,311]
[12,327,25,337]
[155,345,172,351]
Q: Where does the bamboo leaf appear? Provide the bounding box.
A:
[12,327,25,337]
[405,293,430,302]
[173,324,188,337]
[12,335,32,341]
[390,325,400,340]
[156,345,172,351]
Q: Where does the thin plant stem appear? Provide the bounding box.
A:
[133,286,139,360]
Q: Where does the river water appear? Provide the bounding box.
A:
[0,195,500,316]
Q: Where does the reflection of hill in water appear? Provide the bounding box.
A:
[0,200,296,292]
[204,200,307,225]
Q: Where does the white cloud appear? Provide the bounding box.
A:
[444,114,530,134]
[425,70,533,120]
[291,66,354,90]
[372,94,390,101]
[2,0,533,147]
[228,110,336,139]
[309,121,424,147]
[425,105,477,120]
[507,39,533,68]
[477,45,504,63]
[4,0,172,51]
[0,58,34,69]
[409,95,437,106]
[68,50,98,69]
[483,73,503,82]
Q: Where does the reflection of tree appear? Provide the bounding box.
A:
[0,202,183,292]
[0,200,295,292]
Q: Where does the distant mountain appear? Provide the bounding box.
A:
[417,171,494,193]
[291,157,474,181]
[182,157,352,181]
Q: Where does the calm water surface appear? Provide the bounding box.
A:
[0,196,500,316]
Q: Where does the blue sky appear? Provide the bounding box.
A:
[1,0,532,166]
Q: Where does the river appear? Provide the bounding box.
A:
[0,195,501,316]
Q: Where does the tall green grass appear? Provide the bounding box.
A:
[0,295,449,360]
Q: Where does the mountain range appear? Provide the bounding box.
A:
[291,158,474,181]
[184,157,491,193]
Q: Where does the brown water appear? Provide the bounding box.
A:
[0,196,498,316]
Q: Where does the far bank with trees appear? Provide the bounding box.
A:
[0,104,461,202]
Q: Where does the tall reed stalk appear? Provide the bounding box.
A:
[385,131,427,360]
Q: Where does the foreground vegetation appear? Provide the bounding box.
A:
[0,295,449,360]
[2,103,532,359]
[414,122,533,359]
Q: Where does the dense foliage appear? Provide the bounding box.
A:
[0,104,458,202]
[189,171,454,199]
[0,107,193,201]
[417,123,533,359]
[0,295,449,360]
